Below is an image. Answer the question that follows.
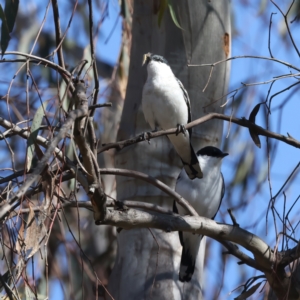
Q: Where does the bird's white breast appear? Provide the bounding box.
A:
[175,158,223,218]
[142,62,188,130]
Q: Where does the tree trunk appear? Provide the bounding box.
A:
[108,1,231,299]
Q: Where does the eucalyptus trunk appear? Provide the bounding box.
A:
[108,1,231,299]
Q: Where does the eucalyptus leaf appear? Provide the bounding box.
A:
[26,100,50,171]
[0,4,10,55]
[1,0,19,55]
[4,0,19,32]
[234,282,262,300]
[168,0,183,30]
[248,103,263,148]
[158,0,167,28]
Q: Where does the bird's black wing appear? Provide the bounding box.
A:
[176,78,192,137]
[221,172,225,200]
[173,200,184,246]
[212,172,225,220]
[173,172,184,246]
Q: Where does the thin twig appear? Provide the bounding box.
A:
[29,0,51,55]
[219,240,266,272]
[51,0,65,68]
[89,103,112,110]
[269,81,300,109]
[0,272,15,300]
[268,13,277,58]
[1,51,71,83]
[0,117,89,193]
[278,240,300,267]
[272,161,300,199]
[270,0,300,57]
[188,55,300,72]
[99,168,197,216]
[87,0,100,115]
[241,72,300,87]
[148,228,159,297]
[47,1,78,59]
[0,82,89,219]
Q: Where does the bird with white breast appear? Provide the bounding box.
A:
[174,146,228,282]
[142,53,203,180]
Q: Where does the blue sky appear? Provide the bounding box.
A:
[1,0,300,299]
[215,1,300,298]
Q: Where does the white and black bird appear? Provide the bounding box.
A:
[142,53,203,180]
[174,146,228,282]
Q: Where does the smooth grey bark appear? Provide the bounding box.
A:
[108,1,231,299]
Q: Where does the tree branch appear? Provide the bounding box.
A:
[87,0,100,115]
[5,199,271,273]
[99,113,300,153]
[1,51,71,82]
[188,55,300,72]
[99,168,198,217]
[0,81,89,219]
[0,117,89,192]
[51,0,65,68]
[100,207,274,271]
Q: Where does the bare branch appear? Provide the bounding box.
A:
[188,55,300,72]
[218,240,265,272]
[0,80,89,219]
[89,103,112,110]
[99,168,198,217]
[29,1,51,55]
[0,51,71,84]
[100,207,274,271]
[47,1,78,60]
[0,117,88,192]
[270,0,300,57]
[87,0,100,115]
[51,0,65,68]
[268,13,277,58]
[7,197,273,274]
[99,113,300,153]
[278,241,300,267]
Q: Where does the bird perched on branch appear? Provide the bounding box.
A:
[174,146,228,282]
[142,53,203,180]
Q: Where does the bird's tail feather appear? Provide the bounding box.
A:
[175,202,197,282]
[179,234,203,282]
[181,144,203,180]
[179,250,196,282]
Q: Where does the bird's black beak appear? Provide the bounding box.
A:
[221,152,229,158]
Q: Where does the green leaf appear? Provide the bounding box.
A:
[59,79,71,112]
[0,0,19,55]
[258,0,268,15]
[26,100,50,171]
[249,103,262,123]
[0,5,6,20]
[4,0,19,32]
[25,283,36,300]
[168,0,183,30]
[234,282,262,300]
[0,4,10,55]
[158,0,167,28]
[249,129,261,148]
[248,103,263,149]
[233,150,254,184]
[66,141,76,191]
